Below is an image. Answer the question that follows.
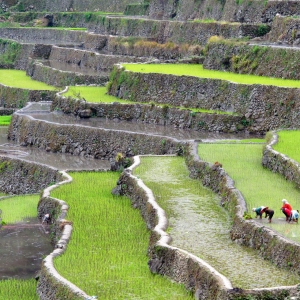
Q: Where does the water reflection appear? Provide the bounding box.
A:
[0,218,52,280]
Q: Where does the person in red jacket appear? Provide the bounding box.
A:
[281,199,292,211]
[281,207,292,221]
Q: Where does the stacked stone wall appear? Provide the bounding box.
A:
[0,156,62,194]
[7,113,185,159]
[203,41,300,80]
[27,60,109,86]
[51,94,244,133]
[0,83,55,108]
[108,66,300,133]
[262,132,300,189]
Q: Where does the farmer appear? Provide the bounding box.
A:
[42,213,51,224]
[281,199,292,211]
[252,206,267,219]
[281,207,292,221]
[289,210,299,223]
[263,207,275,223]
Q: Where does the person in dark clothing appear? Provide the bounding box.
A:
[263,208,274,223]
[252,206,267,219]
[42,213,51,224]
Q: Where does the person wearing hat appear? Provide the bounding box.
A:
[281,199,293,221]
[252,206,267,219]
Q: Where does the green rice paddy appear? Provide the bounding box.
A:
[0,194,39,224]
[122,64,300,88]
[198,142,300,242]
[51,171,193,299]
[0,70,56,90]
[63,86,135,104]
[0,116,11,126]
[133,156,300,288]
[0,279,38,299]
[273,130,300,163]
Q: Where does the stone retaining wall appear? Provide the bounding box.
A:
[7,113,185,159]
[51,93,244,133]
[203,40,300,80]
[27,60,109,86]
[108,65,300,134]
[266,15,300,46]
[0,83,55,108]
[0,156,62,194]
[92,16,265,45]
[262,131,300,189]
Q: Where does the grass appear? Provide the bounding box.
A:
[121,64,300,88]
[0,279,38,299]
[197,142,300,243]
[64,86,236,115]
[273,130,300,163]
[0,194,39,224]
[0,70,56,90]
[50,171,193,299]
[0,116,11,126]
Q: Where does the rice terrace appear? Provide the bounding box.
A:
[1,0,300,299]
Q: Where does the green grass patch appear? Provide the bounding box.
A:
[0,194,39,224]
[0,116,11,126]
[51,171,193,299]
[64,86,235,115]
[198,143,300,243]
[0,279,38,299]
[0,70,56,90]
[273,130,300,163]
[122,64,300,88]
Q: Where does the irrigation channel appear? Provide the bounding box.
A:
[1,102,300,291]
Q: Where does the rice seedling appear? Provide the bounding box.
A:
[122,64,300,88]
[133,156,300,288]
[273,130,300,163]
[0,115,11,126]
[0,70,56,90]
[198,142,300,243]
[0,194,39,224]
[0,279,39,299]
[50,171,193,299]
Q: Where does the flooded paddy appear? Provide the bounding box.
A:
[133,156,300,289]
[0,218,52,280]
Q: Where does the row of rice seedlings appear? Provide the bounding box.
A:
[0,194,39,224]
[0,115,11,126]
[273,130,300,163]
[50,171,193,299]
[0,279,38,299]
[133,156,300,288]
[0,70,56,90]
[64,86,234,115]
[122,64,300,88]
[198,142,300,242]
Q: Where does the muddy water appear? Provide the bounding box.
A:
[134,156,300,289]
[0,127,110,171]
[18,102,258,142]
[0,218,52,280]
